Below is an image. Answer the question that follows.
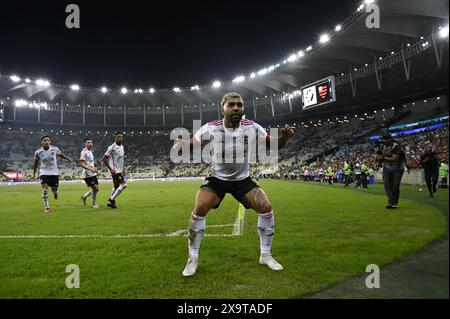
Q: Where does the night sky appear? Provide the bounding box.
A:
[0,0,357,89]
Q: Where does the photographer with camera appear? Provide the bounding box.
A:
[375,133,406,209]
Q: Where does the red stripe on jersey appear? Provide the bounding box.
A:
[208,120,223,126]
[240,120,255,126]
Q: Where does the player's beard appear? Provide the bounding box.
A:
[230,113,242,127]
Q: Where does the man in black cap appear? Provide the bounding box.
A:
[375,133,406,209]
[420,144,440,197]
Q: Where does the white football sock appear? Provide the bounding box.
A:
[110,187,116,198]
[188,214,206,257]
[42,189,49,209]
[82,190,92,200]
[92,192,97,205]
[258,211,275,255]
[111,184,127,200]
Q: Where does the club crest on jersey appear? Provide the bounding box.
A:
[240,136,249,145]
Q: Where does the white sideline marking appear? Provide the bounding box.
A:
[0,224,237,239]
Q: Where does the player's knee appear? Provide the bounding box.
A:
[193,203,210,217]
[121,183,127,189]
[259,201,272,214]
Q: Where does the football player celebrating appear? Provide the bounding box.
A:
[174,92,294,276]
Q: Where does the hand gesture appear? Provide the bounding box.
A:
[280,124,294,140]
[172,138,186,150]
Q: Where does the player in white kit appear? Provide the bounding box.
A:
[174,92,294,276]
[80,138,100,208]
[32,135,72,213]
[102,131,127,209]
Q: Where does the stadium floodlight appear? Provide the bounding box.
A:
[101,86,108,93]
[232,76,245,83]
[335,25,342,32]
[25,78,31,83]
[357,4,364,11]
[257,68,268,76]
[15,99,27,107]
[212,81,221,88]
[191,85,200,91]
[173,87,181,92]
[138,89,143,93]
[439,26,449,38]
[250,72,256,79]
[319,34,330,44]
[297,50,304,57]
[121,87,128,94]
[36,79,50,87]
[287,54,298,62]
[149,88,155,93]
[364,0,375,4]
[70,84,80,91]
[10,75,21,82]
[306,46,312,51]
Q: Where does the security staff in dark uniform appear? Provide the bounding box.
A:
[420,145,440,197]
[375,134,406,209]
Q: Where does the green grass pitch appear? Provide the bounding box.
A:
[0,180,447,298]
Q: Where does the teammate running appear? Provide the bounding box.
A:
[32,135,72,213]
[80,138,100,208]
[103,131,127,209]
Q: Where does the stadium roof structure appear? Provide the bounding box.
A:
[0,0,448,125]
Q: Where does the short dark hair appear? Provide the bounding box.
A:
[115,131,123,136]
[85,138,93,142]
[41,135,50,141]
[221,92,243,107]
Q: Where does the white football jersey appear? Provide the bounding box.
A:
[105,143,124,174]
[194,119,269,181]
[34,145,61,176]
[80,147,97,178]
